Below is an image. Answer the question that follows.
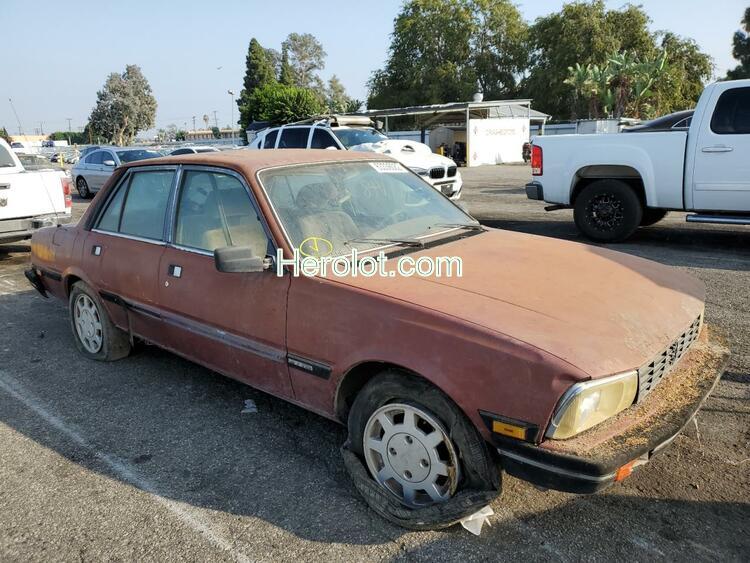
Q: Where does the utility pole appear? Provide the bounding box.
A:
[192,115,196,132]
[67,118,72,144]
[213,110,218,129]
[8,98,23,136]
[227,90,235,139]
[39,122,44,135]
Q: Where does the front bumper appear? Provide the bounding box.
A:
[495,326,729,494]
[525,181,544,201]
[0,213,72,243]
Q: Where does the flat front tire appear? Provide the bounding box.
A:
[69,281,130,361]
[348,372,499,513]
[573,179,643,242]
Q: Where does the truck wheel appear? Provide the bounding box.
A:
[69,281,131,361]
[574,180,643,242]
[76,177,91,199]
[347,371,500,527]
[640,209,668,227]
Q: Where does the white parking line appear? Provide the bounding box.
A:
[0,371,252,563]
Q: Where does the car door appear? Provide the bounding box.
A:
[157,166,293,398]
[691,86,750,211]
[84,166,175,345]
[83,150,104,190]
[98,150,118,190]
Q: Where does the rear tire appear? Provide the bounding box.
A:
[573,179,642,242]
[76,177,91,199]
[640,208,668,227]
[69,281,130,361]
[348,371,499,510]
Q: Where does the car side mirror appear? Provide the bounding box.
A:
[214,245,271,273]
[103,160,116,167]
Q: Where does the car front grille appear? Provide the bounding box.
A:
[636,315,702,402]
[429,167,446,179]
[447,166,457,178]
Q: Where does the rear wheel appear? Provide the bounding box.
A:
[69,281,130,361]
[574,179,642,242]
[348,372,499,514]
[76,177,91,199]
[640,208,668,226]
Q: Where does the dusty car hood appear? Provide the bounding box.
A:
[349,139,456,169]
[328,229,705,377]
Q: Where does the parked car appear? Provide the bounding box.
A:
[169,145,221,155]
[79,146,101,159]
[0,138,71,244]
[622,110,694,133]
[71,147,162,198]
[526,79,750,241]
[248,115,463,199]
[26,149,727,528]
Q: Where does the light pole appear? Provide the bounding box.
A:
[227,90,235,139]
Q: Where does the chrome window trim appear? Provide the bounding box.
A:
[91,228,167,246]
[168,164,278,257]
[545,370,638,439]
[253,160,466,256]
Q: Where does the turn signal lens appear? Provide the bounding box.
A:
[547,371,638,439]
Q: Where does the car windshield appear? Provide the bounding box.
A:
[116,149,163,163]
[259,161,475,256]
[332,128,388,149]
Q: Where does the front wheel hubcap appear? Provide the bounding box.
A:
[363,403,460,508]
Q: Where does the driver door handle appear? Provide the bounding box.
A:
[701,145,734,153]
[168,264,182,278]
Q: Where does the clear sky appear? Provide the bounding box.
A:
[2,0,747,136]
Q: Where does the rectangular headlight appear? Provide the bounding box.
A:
[546,371,638,439]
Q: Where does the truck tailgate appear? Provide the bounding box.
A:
[0,170,67,221]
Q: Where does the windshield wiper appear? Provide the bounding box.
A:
[432,223,485,231]
[345,237,424,248]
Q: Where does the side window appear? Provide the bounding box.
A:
[263,130,278,149]
[175,171,268,254]
[171,148,190,155]
[96,177,128,232]
[119,171,174,240]
[278,127,310,149]
[87,150,103,165]
[311,129,339,149]
[711,87,750,134]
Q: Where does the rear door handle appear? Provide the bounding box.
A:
[168,264,182,278]
[701,145,734,153]
[91,245,102,256]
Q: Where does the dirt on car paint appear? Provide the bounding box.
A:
[542,325,730,460]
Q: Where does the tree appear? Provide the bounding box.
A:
[244,83,325,124]
[368,0,527,109]
[326,75,352,113]
[87,65,156,145]
[211,126,221,139]
[281,33,326,90]
[523,1,655,119]
[279,46,295,85]
[0,127,10,143]
[175,130,187,142]
[237,38,278,140]
[48,131,88,144]
[727,7,750,79]
[651,33,713,115]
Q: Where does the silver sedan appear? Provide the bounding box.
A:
[71,147,162,198]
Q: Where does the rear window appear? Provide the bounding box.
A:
[97,170,174,241]
[711,87,750,135]
[263,130,278,149]
[0,145,15,168]
[278,127,310,149]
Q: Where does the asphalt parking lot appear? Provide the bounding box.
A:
[0,165,748,562]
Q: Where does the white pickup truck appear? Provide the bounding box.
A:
[526,79,750,242]
[0,139,72,245]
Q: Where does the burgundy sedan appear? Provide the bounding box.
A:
[26,150,728,528]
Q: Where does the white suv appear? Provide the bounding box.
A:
[247,116,463,199]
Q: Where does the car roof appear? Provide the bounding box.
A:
[119,148,389,176]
